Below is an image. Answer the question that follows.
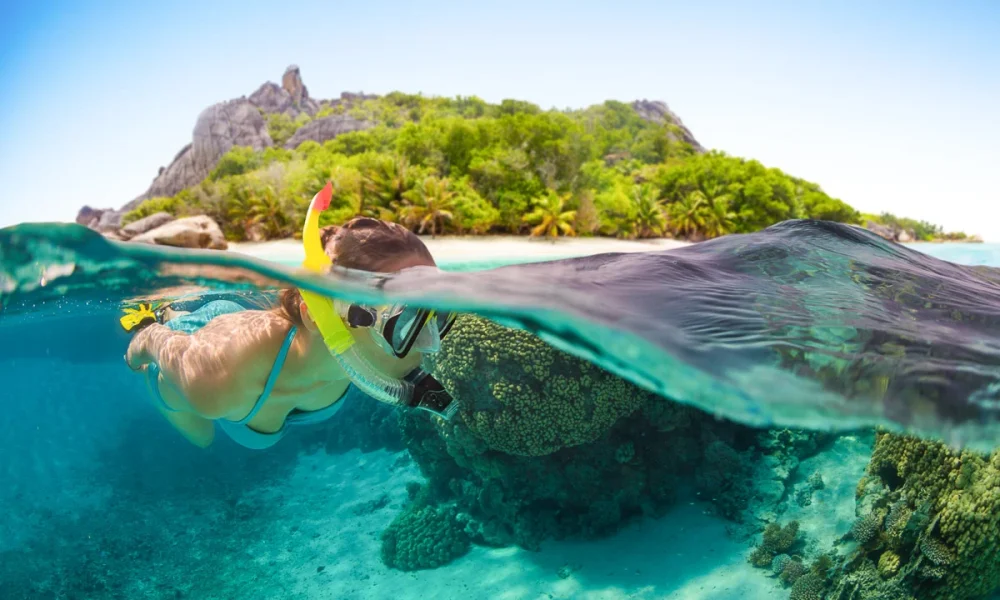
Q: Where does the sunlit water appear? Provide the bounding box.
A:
[2,221,1000,599]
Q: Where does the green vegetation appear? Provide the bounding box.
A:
[123,92,965,241]
[862,212,970,242]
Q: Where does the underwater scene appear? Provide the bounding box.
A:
[4,220,1000,600]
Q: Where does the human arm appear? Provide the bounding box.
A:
[126,322,243,419]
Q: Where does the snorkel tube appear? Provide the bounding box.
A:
[298,184,418,410]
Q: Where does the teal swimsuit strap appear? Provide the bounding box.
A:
[231,325,298,425]
[146,325,299,423]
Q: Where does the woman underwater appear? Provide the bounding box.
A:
[124,184,456,449]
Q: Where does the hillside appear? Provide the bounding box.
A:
[76,65,971,244]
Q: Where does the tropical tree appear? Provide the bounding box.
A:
[632,184,667,238]
[524,190,577,238]
[247,185,292,239]
[699,183,736,238]
[669,191,707,238]
[400,176,455,236]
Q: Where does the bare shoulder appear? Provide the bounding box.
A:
[194,309,292,348]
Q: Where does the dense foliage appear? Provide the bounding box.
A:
[862,212,969,242]
[123,93,958,241]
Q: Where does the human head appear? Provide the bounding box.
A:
[279,217,436,373]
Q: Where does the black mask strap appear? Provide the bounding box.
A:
[403,368,458,420]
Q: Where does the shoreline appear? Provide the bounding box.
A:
[229,235,692,264]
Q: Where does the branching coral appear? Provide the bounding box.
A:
[919,536,955,566]
[772,554,793,576]
[380,505,471,571]
[428,315,653,456]
[851,510,883,544]
[839,431,1000,600]
[749,521,800,569]
[789,572,825,600]
[780,559,807,585]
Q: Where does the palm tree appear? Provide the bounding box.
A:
[248,185,291,239]
[669,191,707,238]
[400,176,455,237]
[698,182,736,239]
[701,195,736,238]
[524,190,577,238]
[364,154,412,210]
[633,184,667,238]
[224,185,255,240]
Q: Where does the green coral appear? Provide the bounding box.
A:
[772,553,793,576]
[749,521,800,569]
[851,510,883,544]
[429,315,652,456]
[789,572,826,600]
[878,550,901,578]
[780,559,807,585]
[380,505,471,571]
[842,431,1000,599]
[919,536,955,566]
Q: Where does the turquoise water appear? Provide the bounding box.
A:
[2,222,1000,599]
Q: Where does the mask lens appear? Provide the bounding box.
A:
[436,311,457,340]
[389,307,429,355]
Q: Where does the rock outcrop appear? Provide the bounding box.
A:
[140,99,272,205]
[248,65,320,117]
[119,212,175,239]
[631,99,705,153]
[130,215,227,250]
[864,220,916,243]
[284,114,371,148]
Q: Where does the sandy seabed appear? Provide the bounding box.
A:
[242,434,870,600]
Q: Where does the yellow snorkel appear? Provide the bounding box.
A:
[299,182,355,355]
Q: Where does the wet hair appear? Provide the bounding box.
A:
[278,217,435,328]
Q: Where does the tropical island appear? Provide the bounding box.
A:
[77,66,976,248]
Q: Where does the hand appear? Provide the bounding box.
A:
[125,327,156,371]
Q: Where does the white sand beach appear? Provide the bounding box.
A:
[230,236,690,265]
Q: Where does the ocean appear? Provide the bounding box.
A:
[2,221,999,600]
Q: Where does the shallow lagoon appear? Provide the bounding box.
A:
[2,228,1000,600]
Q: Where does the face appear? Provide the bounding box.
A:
[299,251,435,379]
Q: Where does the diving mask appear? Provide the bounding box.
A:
[337,301,456,358]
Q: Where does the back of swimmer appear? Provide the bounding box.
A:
[124,212,458,449]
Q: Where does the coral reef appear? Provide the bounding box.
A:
[828,431,1000,600]
[878,550,901,577]
[427,315,653,456]
[794,471,826,507]
[400,315,781,550]
[851,510,884,544]
[779,559,807,585]
[748,521,800,568]
[789,572,825,600]
[380,503,471,571]
[772,553,794,575]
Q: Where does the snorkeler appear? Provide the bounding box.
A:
[123,183,457,449]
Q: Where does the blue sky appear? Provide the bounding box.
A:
[1,0,998,238]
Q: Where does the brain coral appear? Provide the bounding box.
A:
[428,315,653,456]
[861,431,1000,600]
[380,505,470,571]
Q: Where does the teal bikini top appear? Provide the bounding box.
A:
[144,299,346,449]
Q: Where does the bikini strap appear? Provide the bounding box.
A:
[233,326,298,425]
